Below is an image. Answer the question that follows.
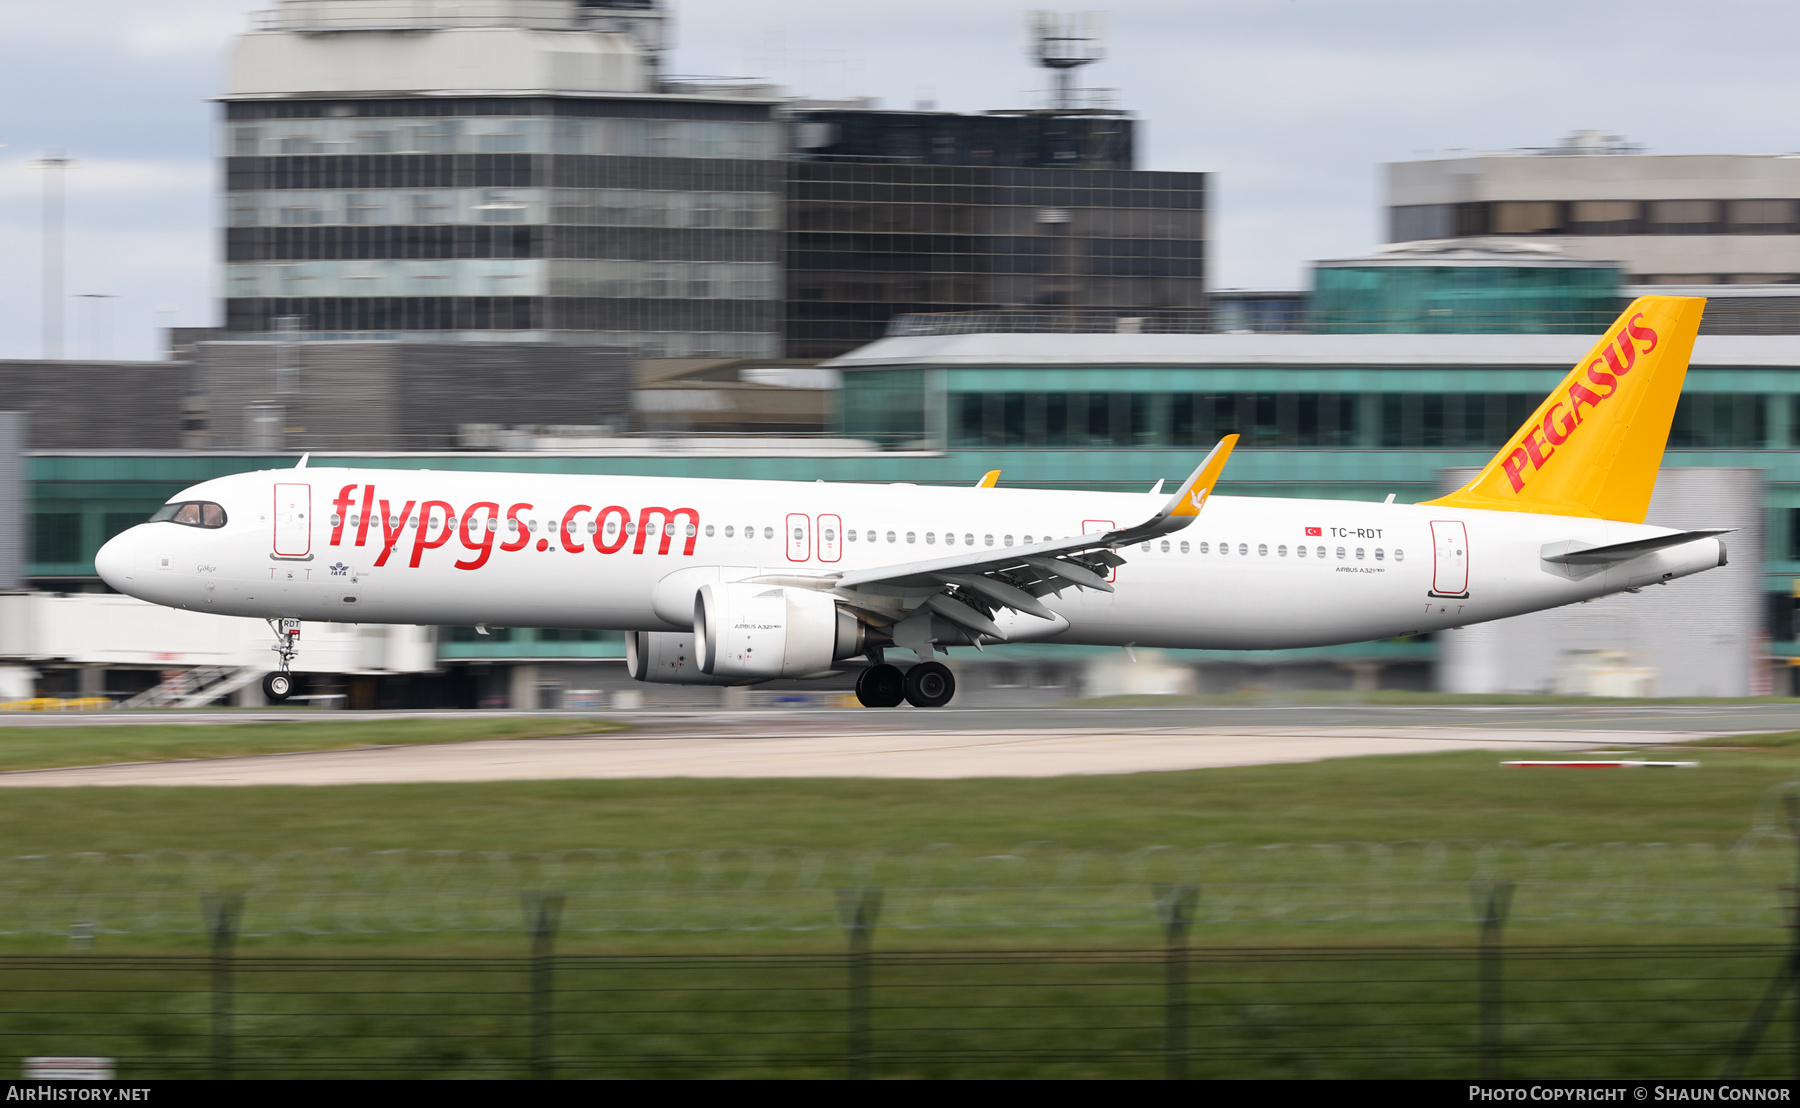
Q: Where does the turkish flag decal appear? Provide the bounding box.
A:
[1304,526,1322,537]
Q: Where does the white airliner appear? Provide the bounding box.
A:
[96,296,1727,708]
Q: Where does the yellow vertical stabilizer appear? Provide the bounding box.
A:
[1423,296,1705,524]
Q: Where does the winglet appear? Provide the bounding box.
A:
[1102,434,1238,546]
[975,470,1001,488]
[1166,434,1237,520]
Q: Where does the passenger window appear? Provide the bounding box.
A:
[1356,548,1365,560]
[1395,549,1405,562]
[1179,541,1189,554]
[763,526,773,539]
[1316,546,1326,558]
[1160,540,1169,553]
[1238,543,1248,556]
[1198,542,1209,554]
[705,525,715,537]
[926,532,936,544]
[847,529,856,542]
[965,533,974,545]
[1336,547,1346,559]
[724,525,734,538]
[984,535,994,546]
[1004,535,1013,546]
[906,532,916,544]
[1257,544,1267,556]
[867,531,876,543]
[1297,545,1307,557]
[1278,545,1288,557]
[1140,542,1151,552]
[945,533,956,545]
[1374,548,1384,560]
[886,531,896,543]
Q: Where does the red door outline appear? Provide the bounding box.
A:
[1429,520,1469,597]
[817,514,842,563]
[274,483,312,558]
[785,513,812,563]
[1083,519,1118,582]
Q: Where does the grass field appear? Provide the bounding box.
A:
[0,716,622,773]
[3,725,1799,1077]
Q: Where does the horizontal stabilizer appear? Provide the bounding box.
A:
[1541,529,1733,566]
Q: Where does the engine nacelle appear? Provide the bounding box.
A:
[696,583,865,680]
[625,631,744,685]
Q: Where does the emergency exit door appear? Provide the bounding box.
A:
[274,483,312,558]
[1429,520,1469,597]
[786,513,811,562]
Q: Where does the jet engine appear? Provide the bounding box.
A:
[695,583,867,680]
[625,631,744,686]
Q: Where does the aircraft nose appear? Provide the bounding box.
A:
[94,528,141,591]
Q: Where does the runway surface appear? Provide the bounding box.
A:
[0,710,1750,786]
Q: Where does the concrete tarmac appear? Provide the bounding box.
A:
[0,718,1734,786]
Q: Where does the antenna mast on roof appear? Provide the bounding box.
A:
[1026,11,1105,112]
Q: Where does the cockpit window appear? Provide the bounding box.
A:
[150,501,228,529]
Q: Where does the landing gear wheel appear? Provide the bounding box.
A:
[903,662,956,708]
[262,671,294,703]
[855,663,905,708]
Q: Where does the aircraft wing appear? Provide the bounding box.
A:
[791,438,1237,651]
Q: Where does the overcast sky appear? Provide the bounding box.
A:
[2,0,1797,361]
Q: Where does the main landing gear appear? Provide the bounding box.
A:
[855,661,956,709]
[262,617,300,703]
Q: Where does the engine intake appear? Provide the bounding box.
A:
[625,631,744,686]
[696,583,866,680]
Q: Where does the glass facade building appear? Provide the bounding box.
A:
[221,96,785,356]
[785,163,1207,358]
[1312,256,1622,334]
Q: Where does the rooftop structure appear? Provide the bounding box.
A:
[1387,136,1800,284]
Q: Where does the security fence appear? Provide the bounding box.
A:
[7,834,1800,1079]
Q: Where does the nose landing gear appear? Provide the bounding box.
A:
[263,617,300,703]
[854,661,956,708]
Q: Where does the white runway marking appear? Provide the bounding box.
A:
[0,726,1725,786]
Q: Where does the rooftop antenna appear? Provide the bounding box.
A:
[1026,11,1105,112]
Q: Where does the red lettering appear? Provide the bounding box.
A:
[1585,360,1618,399]
[1499,448,1531,493]
[1602,332,1637,376]
[560,504,591,554]
[1521,425,1555,468]
[1542,401,1575,446]
[330,484,357,547]
[372,499,415,568]
[355,484,376,547]
[454,502,500,571]
[499,503,533,552]
[409,500,455,568]
[1568,381,1604,423]
[593,505,631,554]
[635,507,700,556]
[1626,312,1659,353]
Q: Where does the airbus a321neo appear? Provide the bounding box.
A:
[97,296,1727,708]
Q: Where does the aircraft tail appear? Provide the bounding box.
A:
[1422,295,1705,524]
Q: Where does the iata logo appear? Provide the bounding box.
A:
[328,484,700,572]
[1499,314,1658,494]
